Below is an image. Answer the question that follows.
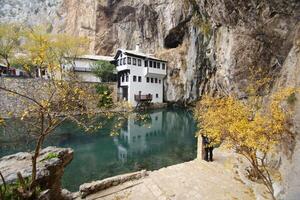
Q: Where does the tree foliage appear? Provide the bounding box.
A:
[95,84,113,108]
[20,26,89,78]
[92,60,116,82]
[195,87,297,199]
[0,23,22,71]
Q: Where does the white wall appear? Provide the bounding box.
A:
[65,59,101,83]
[76,72,101,83]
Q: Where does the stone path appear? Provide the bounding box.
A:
[76,151,255,200]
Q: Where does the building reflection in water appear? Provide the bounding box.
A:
[113,109,196,163]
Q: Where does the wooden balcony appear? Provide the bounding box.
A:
[134,94,152,102]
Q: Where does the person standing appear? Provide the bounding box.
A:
[202,135,214,162]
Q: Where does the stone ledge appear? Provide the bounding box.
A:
[79,170,148,198]
[0,146,73,200]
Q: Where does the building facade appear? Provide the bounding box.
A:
[115,46,167,106]
[64,55,115,83]
[0,63,27,77]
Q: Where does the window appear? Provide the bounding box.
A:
[138,76,142,82]
[155,78,158,83]
[133,58,136,65]
[149,61,153,68]
[138,59,141,66]
[128,57,131,64]
[122,76,124,82]
[123,58,126,65]
[157,62,160,69]
[151,78,154,83]
[147,77,150,83]
[159,79,161,84]
[126,75,128,82]
[153,62,156,68]
[145,60,148,67]
[156,94,159,98]
[133,76,137,82]
[162,63,166,70]
[119,59,122,66]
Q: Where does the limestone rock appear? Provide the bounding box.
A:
[0,146,73,200]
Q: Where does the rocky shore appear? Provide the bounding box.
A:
[0,147,73,200]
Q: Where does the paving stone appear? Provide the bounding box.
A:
[77,151,256,200]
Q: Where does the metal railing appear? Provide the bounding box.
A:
[134,94,153,102]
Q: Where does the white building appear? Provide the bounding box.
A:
[64,55,115,83]
[115,46,167,106]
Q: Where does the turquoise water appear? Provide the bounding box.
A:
[0,108,197,192]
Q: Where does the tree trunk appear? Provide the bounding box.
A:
[4,56,10,76]
[30,134,44,190]
[0,171,6,200]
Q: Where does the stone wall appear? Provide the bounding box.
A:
[0,77,117,117]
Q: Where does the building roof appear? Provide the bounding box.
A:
[77,55,115,62]
[114,49,167,62]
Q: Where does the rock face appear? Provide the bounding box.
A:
[0,147,73,200]
[196,1,300,199]
[1,0,300,198]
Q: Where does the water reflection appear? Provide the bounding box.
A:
[0,108,197,192]
[115,112,164,162]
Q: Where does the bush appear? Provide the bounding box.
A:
[0,177,41,200]
[95,84,113,108]
[92,61,116,82]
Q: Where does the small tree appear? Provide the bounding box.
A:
[92,60,116,82]
[0,23,22,76]
[0,25,99,199]
[195,88,297,199]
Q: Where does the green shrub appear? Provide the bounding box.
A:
[0,177,41,200]
[95,84,113,108]
[43,152,58,161]
[40,152,59,162]
[92,61,116,82]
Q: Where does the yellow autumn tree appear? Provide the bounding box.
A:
[195,87,297,199]
[19,26,89,79]
[0,24,112,199]
[0,23,22,74]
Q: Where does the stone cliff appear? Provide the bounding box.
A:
[1,0,300,198]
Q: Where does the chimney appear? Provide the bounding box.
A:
[135,44,140,52]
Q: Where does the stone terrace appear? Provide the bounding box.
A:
[75,151,255,200]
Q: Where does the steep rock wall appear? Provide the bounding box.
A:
[197,0,300,198]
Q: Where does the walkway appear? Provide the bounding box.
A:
[76,151,255,200]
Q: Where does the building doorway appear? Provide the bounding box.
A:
[122,87,128,101]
